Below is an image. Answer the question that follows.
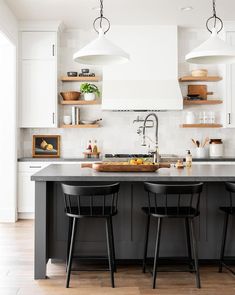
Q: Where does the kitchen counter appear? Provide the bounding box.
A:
[32,163,235,280]
[32,163,235,182]
[18,157,97,162]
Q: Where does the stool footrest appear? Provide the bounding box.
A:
[221,262,235,275]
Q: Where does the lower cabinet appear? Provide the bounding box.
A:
[17,161,86,217]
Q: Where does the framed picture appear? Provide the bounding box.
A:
[32,135,60,158]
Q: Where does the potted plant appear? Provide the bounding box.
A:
[80,83,100,101]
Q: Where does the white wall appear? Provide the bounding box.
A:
[0,0,18,222]
[20,27,235,159]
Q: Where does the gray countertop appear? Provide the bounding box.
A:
[18,157,96,162]
[31,163,235,182]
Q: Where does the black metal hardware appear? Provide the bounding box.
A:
[206,0,223,34]
[29,166,42,169]
[52,44,55,56]
[93,0,111,34]
[52,112,55,124]
[228,113,231,125]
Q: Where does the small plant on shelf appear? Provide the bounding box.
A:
[80,83,100,101]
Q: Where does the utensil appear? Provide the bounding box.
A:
[188,85,213,100]
[196,140,200,148]
[191,139,197,147]
[202,137,210,148]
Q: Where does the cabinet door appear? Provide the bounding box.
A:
[20,59,57,128]
[226,31,235,127]
[18,172,35,213]
[21,32,56,60]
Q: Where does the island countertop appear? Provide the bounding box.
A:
[31,163,235,182]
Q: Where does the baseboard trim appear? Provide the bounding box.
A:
[18,212,34,220]
[0,208,17,222]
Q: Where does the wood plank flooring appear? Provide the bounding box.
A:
[0,220,234,295]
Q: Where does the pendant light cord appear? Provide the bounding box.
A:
[206,0,223,34]
[93,0,111,34]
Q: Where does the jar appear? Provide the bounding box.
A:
[209,139,223,158]
[185,112,196,124]
[195,147,209,158]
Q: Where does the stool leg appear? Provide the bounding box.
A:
[185,217,193,271]
[190,218,201,289]
[66,217,77,288]
[106,218,115,288]
[219,213,229,273]
[109,217,117,272]
[66,217,73,272]
[143,215,150,273]
[152,217,162,289]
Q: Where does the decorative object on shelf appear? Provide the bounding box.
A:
[80,83,100,101]
[195,147,209,158]
[67,71,77,77]
[209,138,223,157]
[60,91,81,101]
[80,118,102,125]
[73,0,129,65]
[71,106,80,125]
[185,0,235,64]
[185,111,196,124]
[63,115,72,125]
[32,135,60,158]
[83,151,100,159]
[78,69,95,77]
[188,85,213,100]
[191,69,208,77]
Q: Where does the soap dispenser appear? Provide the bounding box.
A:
[186,150,192,168]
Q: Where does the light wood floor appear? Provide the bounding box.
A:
[0,220,235,295]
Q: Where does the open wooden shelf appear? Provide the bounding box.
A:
[60,99,100,105]
[180,123,223,128]
[60,124,100,129]
[60,76,101,82]
[179,76,222,82]
[183,99,223,105]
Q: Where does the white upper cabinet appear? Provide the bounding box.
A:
[21,32,56,60]
[19,30,58,128]
[102,25,182,111]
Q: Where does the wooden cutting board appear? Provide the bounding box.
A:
[188,85,213,99]
[81,162,171,172]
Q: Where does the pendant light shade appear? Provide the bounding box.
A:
[186,0,235,64]
[73,0,129,66]
[73,29,130,66]
[186,29,235,64]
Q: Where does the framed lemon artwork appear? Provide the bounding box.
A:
[32,135,60,158]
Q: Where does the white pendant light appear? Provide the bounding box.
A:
[186,0,235,64]
[73,0,129,66]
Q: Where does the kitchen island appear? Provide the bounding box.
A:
[32,164,235,279]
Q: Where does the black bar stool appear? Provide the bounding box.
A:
[61,182,120,288]
[142,182,203,289]
[219,182,235,275]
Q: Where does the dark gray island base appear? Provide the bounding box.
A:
[31,164,235,279]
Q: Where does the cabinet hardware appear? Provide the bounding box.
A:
[52,112,55,124]
[52,44,55,56]
[228,113,231,125]
[29,166,42,169]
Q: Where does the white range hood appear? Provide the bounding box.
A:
[102,26,182,111]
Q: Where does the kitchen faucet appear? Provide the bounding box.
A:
[142,113,160,163]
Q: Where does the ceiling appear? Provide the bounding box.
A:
[5,0,235,29]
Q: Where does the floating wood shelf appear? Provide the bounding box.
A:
[60,124,100,129]
[180,124,223,128]
[60,76,101,82]
[183,99,223,105]
[60,99,101,105]
[179,76,222,82]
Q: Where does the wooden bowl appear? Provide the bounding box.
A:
[60,91,81,101]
